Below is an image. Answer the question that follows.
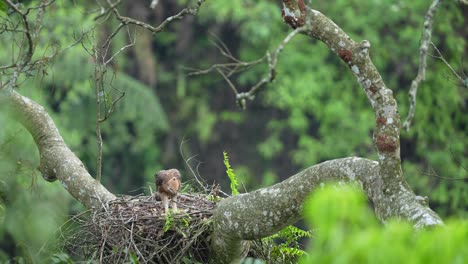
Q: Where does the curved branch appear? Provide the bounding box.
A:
[0,88,116,209]
[305,9,401,183]
[280,2,410,220]
[211,2,445,262]
[211,158,442,262]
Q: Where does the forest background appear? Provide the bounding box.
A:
[0,0,466,261]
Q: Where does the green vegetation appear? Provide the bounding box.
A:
[301,185,468,264]
[223,151,240,195]
[263,225,312,263]
[0,0,466,262]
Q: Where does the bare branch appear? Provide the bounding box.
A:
[403,0,441,131]
[104,29,135,65]
[235,27,305,109]
[430,42,464,82]
[188,57,266,77]
[1,0,55,89]
[105,0,205,34]
[180,139,210,192]
[217,68,239,95]
[423,164,468,180]
[94,62,105,182]
[190,27,305,109]
[101,23,126,51]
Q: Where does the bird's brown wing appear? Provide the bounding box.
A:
[155,171,165,187]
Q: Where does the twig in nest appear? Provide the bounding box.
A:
[62,194,216,263]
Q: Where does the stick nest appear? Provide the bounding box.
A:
[63,194,216,263]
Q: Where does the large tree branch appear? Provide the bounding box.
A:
[0,87,115,209]
[280,2,412,220]
[210,2,444,262]
[211,158,443,262]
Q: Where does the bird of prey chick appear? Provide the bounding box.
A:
[155,169,181,213]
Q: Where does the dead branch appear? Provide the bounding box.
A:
[189,27,305,109]
[103,0,205,38]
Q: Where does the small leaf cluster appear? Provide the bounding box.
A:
[264,225,312,263]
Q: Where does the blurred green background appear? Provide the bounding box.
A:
[0,0,466,262]
[301,185,468,264]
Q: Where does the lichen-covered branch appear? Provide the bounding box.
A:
[211,158,443,262]
[0,88,116,209]
[403,0,441,131]
[210,2,445,262]
[281,0,404,214]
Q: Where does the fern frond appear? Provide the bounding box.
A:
[223,151,239,195]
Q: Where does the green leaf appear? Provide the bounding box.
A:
[0,2,7,15]
[129,252,139,264]
[223,151,239,195]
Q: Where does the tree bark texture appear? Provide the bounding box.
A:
[278,2,424,220]
[211,158,443,263]
[0,1,446,263]
[210,2,444,262]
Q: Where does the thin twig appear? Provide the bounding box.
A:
[180,139,209,192]
[449,147,468,173]
[105,0,206,34]
[233,27,305,108]
[423,165,468,180]
[403,0,441,131]
[189,27,305,109]
[95,61,105,182]
[430,42,464,81]
[217,68,239,95]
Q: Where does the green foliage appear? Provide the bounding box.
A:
[1,0,467,261]
[0,2,6,15]
[164,211,175,232]
[263,225,312,262]
[0,1,168,261]
[50,253,74,264]
[223,151,239,195]
[129,252,139,264]
[248,0,466,218]
[163,211,192,235]
[195,104,217,144]
[301,184,468,263]
[0,113,74,263]
[26,44,168,192]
